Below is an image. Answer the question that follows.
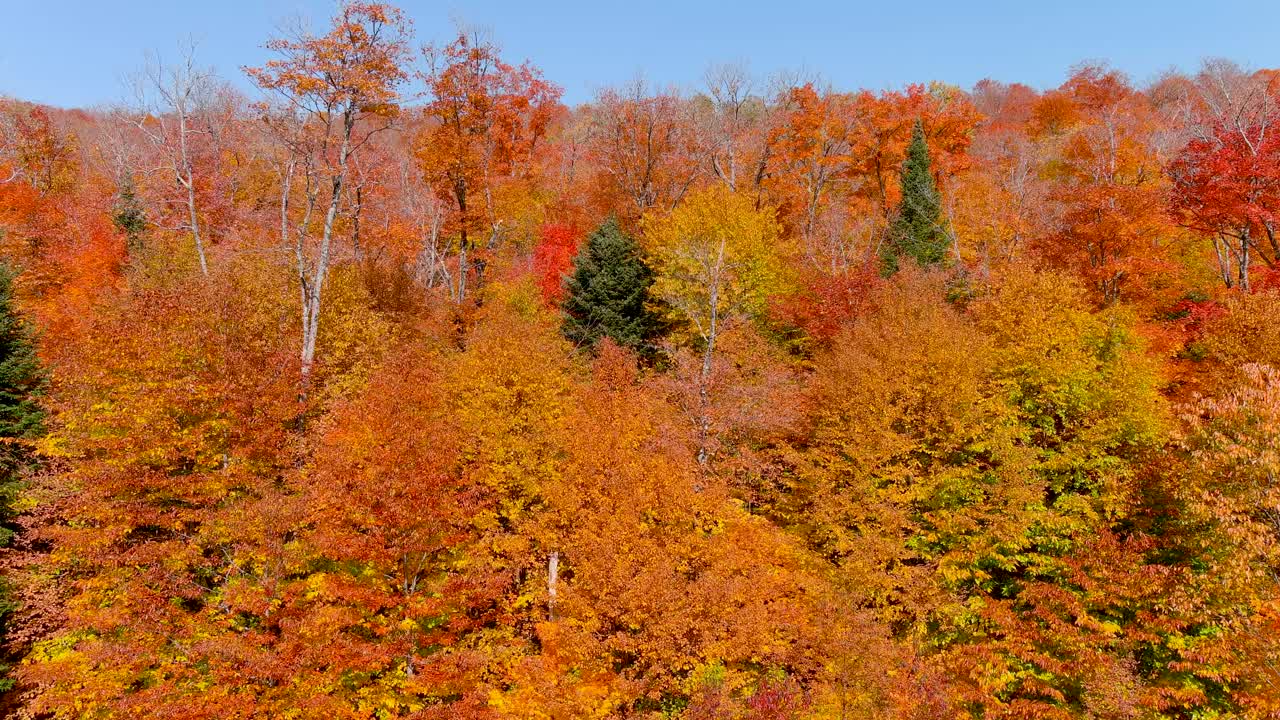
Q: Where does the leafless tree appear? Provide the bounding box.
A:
[702,62,756,191]
[125,38,220,274]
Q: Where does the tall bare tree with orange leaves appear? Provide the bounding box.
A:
[246,1,411,383]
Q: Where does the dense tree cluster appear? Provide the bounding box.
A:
[0,4,1279,718]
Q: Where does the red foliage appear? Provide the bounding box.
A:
[531,222,580,303]
[745,676,809,719]
[1170,119,1280,240]
[1256,264,1280,292]
[1172,295,1225,338]
[768,267,880,348]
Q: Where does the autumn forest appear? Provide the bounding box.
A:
[0,3,1278,718]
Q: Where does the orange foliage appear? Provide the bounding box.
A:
[4,9,1280,720]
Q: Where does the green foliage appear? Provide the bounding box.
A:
[0,263,44,695]
[883,119,950,274]
[0,264,43,511]
[111,173,147,254]
[561,217,661,352]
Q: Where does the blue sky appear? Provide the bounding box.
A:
[3,0,1279,108]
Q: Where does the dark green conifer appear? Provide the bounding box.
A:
[0,265,43,692]
[883,119,950,275]
[561,217,660,352]
[112,173,147,254]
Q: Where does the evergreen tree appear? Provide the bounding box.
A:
[0,264,43,693]
[561,217,660,352]
[883,119,950,275]
[112,173,147,254]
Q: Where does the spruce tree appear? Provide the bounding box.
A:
[561,217,660,352]
[0,264,43,692]
[883,119,950,275]
[112,173,148,254]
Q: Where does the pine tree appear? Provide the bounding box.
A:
[0,264,43,692]
[561,217,660,352]
[112,173,147,254]
[883,119,950,275]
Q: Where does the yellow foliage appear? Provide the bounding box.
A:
[642,186,793,346]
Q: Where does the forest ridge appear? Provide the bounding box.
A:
[0,2,1278,719]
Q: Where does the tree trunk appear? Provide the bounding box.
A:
[547,551,559,621]
[1213,235,1233,288]
[456,182,469,303]
[696,240,726,470]
[185,173,206,275]
[1240,230,1251,292]
[300,112,354,385]
[177,111,207,275]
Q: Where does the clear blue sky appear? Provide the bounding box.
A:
[3,0,1279,108]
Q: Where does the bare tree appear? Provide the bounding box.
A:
[125,38,219,274]
[702,62,755,191]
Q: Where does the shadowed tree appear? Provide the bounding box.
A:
[0,264,43,693]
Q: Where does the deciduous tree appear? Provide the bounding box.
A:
[642,186,790,464]
[246,1,411,383]
[416,28,560,302]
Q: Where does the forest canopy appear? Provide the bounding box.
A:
[1,4,1279,719]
